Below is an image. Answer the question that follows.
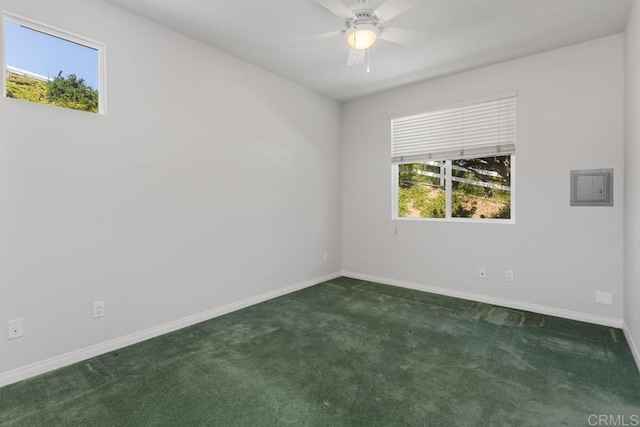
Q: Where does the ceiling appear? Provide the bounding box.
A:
[103,0,632,101]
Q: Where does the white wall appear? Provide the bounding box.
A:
[624,1,640,366]
[0,0,341,376]
[342,35,624,324]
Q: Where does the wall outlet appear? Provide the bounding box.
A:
[322,252,328,263]
[506,270,514,282]
[93,301,105,318]
[595,291,613,305]
[8,318,23,339]
[479,267,486,278]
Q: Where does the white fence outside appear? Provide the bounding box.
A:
[413,162,511,192]
[6,65,53,82]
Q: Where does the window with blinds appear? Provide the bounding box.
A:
[391,93,516,164]
[392,93,516,222]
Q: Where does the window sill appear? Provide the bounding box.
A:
[393,217,516,225]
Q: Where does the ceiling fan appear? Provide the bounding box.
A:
[297,0,423,68]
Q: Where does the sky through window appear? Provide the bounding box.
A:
[4,20,99,89]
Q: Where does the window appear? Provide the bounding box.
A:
[392,93,516,221]
[2,13,105,114]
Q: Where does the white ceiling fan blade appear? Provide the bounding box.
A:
[347,49,365,66]
[293,30,344,43]
[314,0,356,20]
[375,0,416,22]
[379,27,426,47]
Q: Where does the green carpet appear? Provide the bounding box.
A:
[1,277,639,426]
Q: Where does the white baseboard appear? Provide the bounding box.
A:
[623,323,640,373]
[342,271,623,328]
[0,272,341,388]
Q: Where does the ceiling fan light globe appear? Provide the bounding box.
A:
[346,25,379,50]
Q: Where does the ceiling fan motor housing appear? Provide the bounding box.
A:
[346,10,380,30]
[345,9,381,50]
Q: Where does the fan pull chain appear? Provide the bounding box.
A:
[366,50,371,73]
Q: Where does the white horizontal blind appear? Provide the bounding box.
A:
[391,93,516,164]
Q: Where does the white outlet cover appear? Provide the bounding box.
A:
[93,301,105,318]
[8,318,24,339]
[595,291,613,305]
[506,270,514,282]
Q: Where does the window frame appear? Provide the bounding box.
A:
[391,155,516,224]
[390,93,517,224]
[1,11,107,114]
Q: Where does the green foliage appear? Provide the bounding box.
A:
[456,156,511,183]
[491,202,511,219]
[399,163,443,188]
[399,163,439,187]
[5,73,48,103]
[451,191,473,217]
[399,185,446,218]
[398,164,417,188]
[399,182,508,219]
[48,73,98,113]
[398,157,511,220]
[453,156,511,199]
[452,172,486,197]
[398,185,416,216]
[5,71,98,113]
[425,191,446,218]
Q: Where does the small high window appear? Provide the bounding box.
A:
[2,14,105,114]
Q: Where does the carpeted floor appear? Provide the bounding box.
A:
[1,277,639,426]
